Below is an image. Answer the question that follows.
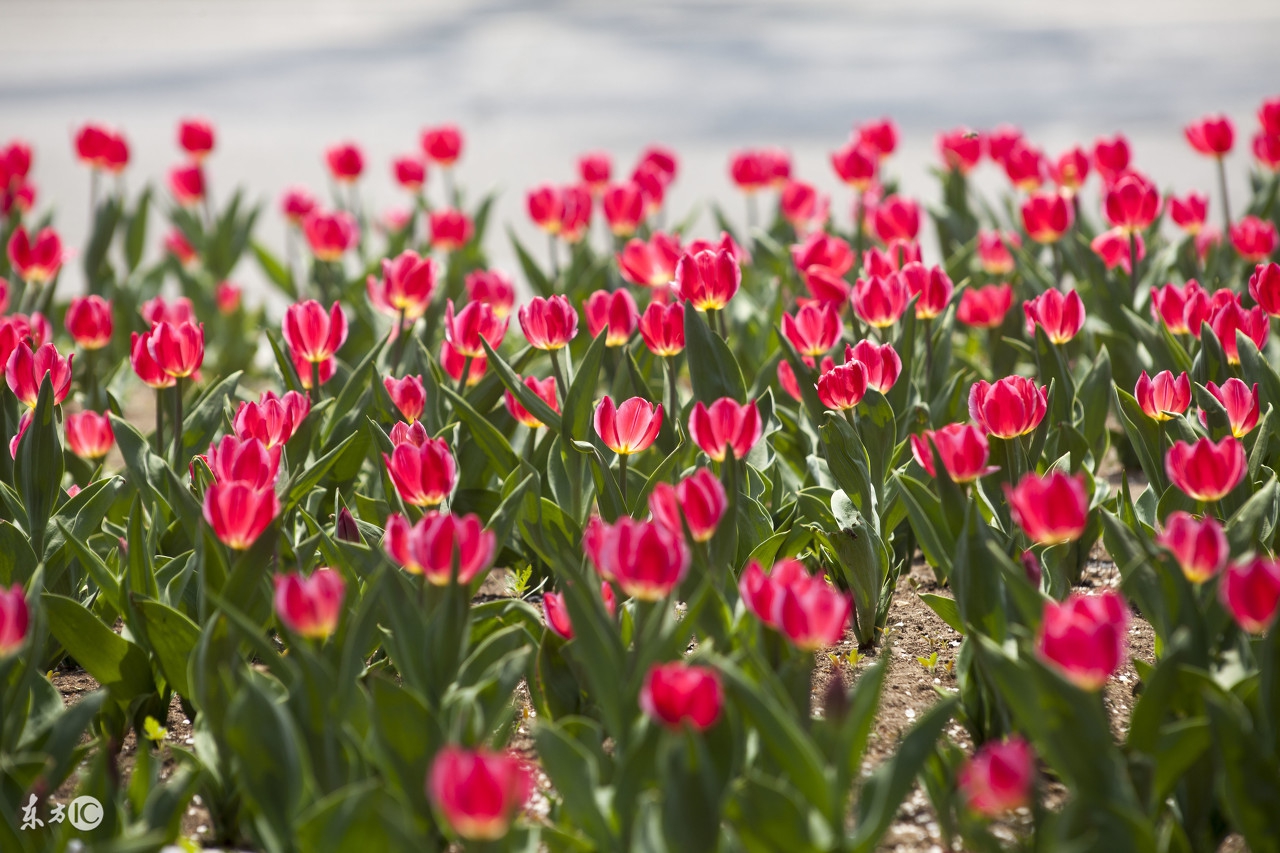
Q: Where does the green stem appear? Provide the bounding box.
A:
[548,232,559,282]
[391,308,408,372]
[1128,231,1140,293]
[1216,156,1232,235]
[549,349,569,401]
[457,355,473,396]
[84,348,98,411]
[171,378,184,468]
[853,190,865,259]
[154,389,164,456]
[310,360,321,405]
[618,453,629,510]
[664,356,680,420]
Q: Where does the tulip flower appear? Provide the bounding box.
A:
[856,118,898,159]
[976,231,1018,275]
[466,270,516,318]
[910,423,999,483]
[1039,591,1127,690]
[303,210,358,261]
[64,295,113,351]
[204,481,278,550]
[421,124,463,166]
[779,180,826,233]
[1249,262,1280,317]
[739,559,809,628]
[207,434,279,490]
[845,340,902,393]
[676,248,741,312]
[130,330,174,390]
[640,662,724,731]
[519,295,579,351]
[648,468,727,543]
[273,569,344,640]
[443,299,507,359]
[801,265,853,304]
[543,591,574,639]
[1203,378,1260,437]
[1092,134,1131,185]
[1185,114,1234,157]
[899,262,954,319]
[65,411,114,460]
[1254,131,1280,171]
[783,302,843,357]
[793,232,855,279]
[325,142,364,182]
[383,437,457,508]
[594,396,663,455]
[1150,281,1208,335]
[429,746,531,842]
[1207,301,1268,364]
[440,340,487,387]
[392,155,425,191]
[0,585,29,658]
[7,226,62,283]
[427,209,472,252]
[1023,289,1084,344]
[1167,192,1208,234]
[6,342,73,407]
[984,124,1023,165]
[1134,370,1191,421]
[283,301,348,369]
[968,376,1047,439]
[384,511,496,586]
[1228,215,1278,262]
[504,375,558,429]
[1220,557,1280,634]
[938,127,982,173]
[638,301,685,357]
[8,411,30,458]
[280,186,317,224]
[583,289,639,347]
[367,251,437,322]
[851,273,909,328]
[578,151,612,192]
[1002,141,1045,191]
[957,283,1014,329]
[526,183,563,233]
[689,398,761,462]
[774,571,852,651]
[817,361,868,411]
[168,164,205,205]
[1020,192,1073,243]
[1165,436,1247,502]
[729,150,771,192]
[586,516,689,600]
[618,233,682,287]
[1006,470,1089,546]
[777,357,818,402]
[1158,512,1227,584]
[1105,172,1159,233]
[1049,147,1090,194]
[872,195,920,243]
[958,737,1034,816]
[830,139,877,190]
[234,390,310,449]
[74,124,130,172]
[384,375,426,423]
[602,182,646,236]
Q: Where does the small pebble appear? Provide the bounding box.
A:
[905,708,916,719]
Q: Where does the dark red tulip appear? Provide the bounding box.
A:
[649,468,727,543]
[1168,192,1208,234]
[505,375,558,429]
[1021,192,1073,243]
[1134,370,1191,422]
[325,142,364,182]
[1228,215,1278,262]
[1006,470,1089,546]
[910,423,998,483]
[959,737,1034,816]
[421,124,464,166]
[586,516,689,599]
[957,283,1014,329]
[428,746,531,841]
[177,118,215,160]
[273,569,344,640]
[204,481,278,550]
[1039,591,1127,690]
[638,301,685,357]
[584,289,639,347]
[65,411,114,460]
[1220,557,1280,634]
[1185,114,1235,157]
[1158,512,1227,584]
[0,584,30,658]
[429,209,473,251]
[641,662,724,731]
[1165,436,1247,502]
[1203,378,1260,437]
[383,437,457,507]
[594,396,663,455]
[1024,289,1085,344]
[283,300,347,364]
[689,398,761,462]
[367,250,437,322]
[816,361,867,411]
[518,295,578,351]
[968,376,1047,438]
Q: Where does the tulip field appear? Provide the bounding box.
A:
[2,99,1280,852]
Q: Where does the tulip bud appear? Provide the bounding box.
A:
[1038,591,1127,690]
[428,746,531,842]
[392,155,426,191]
[1134,370,1191,421]
[335,507,361,543]
[1165,436,1247,502]
[65,411,114,460]
[583,289,639,347]
[273,568,344,640]
[959,737,1035,816]
[640,662,724,731]
[204,481,278,550]
[384,375,426,423]
[1104,172,1160,233]
[504,375,558,429]
[689,398,762,462]
[5,341,73,407]
[1006,470,1089,546]
[168,164,205,206]
[1023,289,1084,344]
[578,151,612,192]
[543,591,574,640]
[0,584,30,658]
[1157,512,1227,584]
[1220,557,1280,634]
[594,396,663,455]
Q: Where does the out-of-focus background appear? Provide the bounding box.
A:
[2,0,1279,291]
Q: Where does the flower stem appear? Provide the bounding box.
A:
[391,308,407,372]
[548,232,559,282]
[310,360,321,405]
[1215,156,1232,235]
[549,349,569,400]
[618,453,629,510]
[457,355,473,396]
[154,389,164,456]
[1128,231,1140,292]
[171,378,184,467]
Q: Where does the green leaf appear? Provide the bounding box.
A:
[252,241,298,299]
[441,385,519,472]
[322,339,387,447]
[14,377,64,555]
[125,186,152,272]
[182,370,242,459]
[535,719,617,849]
[563,329,609,442]
[226,677,305,850]
[480,339,563,432]
[919,593,963,634]
[0,520,37,586]
[282,431,360,513]
[43,593,155,703]
[133,597,201,698]
[685,308,745,404]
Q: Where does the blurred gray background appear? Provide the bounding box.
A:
[2,0,1279,295]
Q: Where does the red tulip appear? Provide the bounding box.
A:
[282,300,347,365]
[729,150,771,192]
[774,571,851,651]
[392,155,426,191]
[586,516,689,600]
[1150,281,1208,335]
[389,420,427,448]
[1023,289,1084,344]
[367,251,437,321]
[207,434,279,490]
[851,274,909,328]
[1021,192,1073,243]
[1158,512,1227,584]
[938,127,982,173]
[618,232,682,287]
[1168,192,1208,234]
[1006,470,1089,546]
[1229,215,1278,262]
[168,164,204,205]
[648,468,727,543]
[421,124,464,167]
[1249,262,1280,317]
[968,376,1046,438]
[325,142,364,182]
[689,397,761,462]
[504,375,558,429]
[164,229,198,265]
[855,118,898,159]
[1002,141,1045,191]
[871,195,920,243]
[910,423,998,483]
[1203,378,1260,437]
[958,737,1034,816]
[7,226,62,283]
[384,375,426,423]
[130,330,174,389]
[74,124,129,173]
[1262,96,1280,135]
[466,270,516,318]
[1092,134,1131,185]
[234,390,310,449]
[1185,114,1234,156]
[845,340,902,394]
[6,342,73,407]
[984,124,1023,165]
[429,209,473,251]
[8,411,30,458]
[1134,370,1191,421]
[65,411,114,460]
[1039,591,1127,690]
[444,299,507,359]
[830,140,877,190]
[1207,300,1268,364]
[685,231,745,264]
[1105,172,1159,233]
[383,437,457,507]
[578,151,612,192]
[440,340,487,387]
[899,262,954,319]
[543,591,574,639]
[1220,557,1280,634]
[783,302,843,357]
[1254,131,1280,171]
[1092,227,1147,274]
[640,662,724,731]
[526,183,563,233]
[273,569,344,640]
[1049,147,1090,193]
[281,186,317,224]
[594,396,663,455]
[64,295,113,350]
[584,289,639,347]
[792,232,855,279]
[739,559,808,628]
[957,283,1014,329]
[303,210,358,261]
[428,746,531,842]
[175,118,214,160]
[518,295,578,351]
[0,584,29,658]
[385,511,496,585]
[1165,435,1247,502]
[602,182,645,236]
[976,231,1018,275]
[215,281,241,314]
[798,264,851,304]
[638,301,685,357]
[204,481,278,550]
[676,249,741,312]
[817,361,868,411]
[779,180,826,232]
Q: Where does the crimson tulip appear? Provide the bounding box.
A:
[1249,262,1280,316]
[421,124,463,166]
[1134,370,1191,421]
[1105,172,1159,233]
[676,248,741,311]
[910,423,998,483]
[273,569,344,640]
[774,571,851,651]
[1023,289,1084,344]
[303,210,357,261]
[466,270,516,318]
[851,273,909,328]
[6,342,73,407]
[384,375,426,423]
[543,591,574,639]
[594,396,662,455]
[325,142,364,182]
[1185,114,1234,156]
[830,139,877,190]
[1207,300,1268,364]
[1150,281,1207,335]
[74,123,130,172]
[958,737,1034,816]
[518,295,578,351]
[602,182,645,236]
[234,390,309,449]
[1220,557,1280,634]
[0,585,29,658]
[1039,591,1127,690]
[1203,378,1260,437]
[689,398,761,462]
[384,511,496,585]
[618,232,682,287]
[444,299,507,359]
[64,295,113,350]
[207,434,279,490]
[968,376,1046,438]
[957,283,1014,329]
[130,330,174,389]
[428,746,531,842]
[845,340,902,393]
[204,481,278,550]
[168,164,204,205]
[367,251,436,321]
[1092,134,1131,185]
[1168,192,1208,234]
[1002,141,1045,191]
[281,187,317,224]
[65,411,114,460]
[783,302,843,357]
[1166,436,1246,502]
[1049,147,1090,194]
[1021,192,1073,244]
[898,262,954,319]
[976,231,1018,275]
[429,209,473,251]
[641,662,724,731]
[392,155,425,191]
[817,361,867,411]
[1228,215,1278,262]
[855,118,898,159]
[1006,470,1089,545]
[383,437,456,507]
[586,516,689,600]
[7,226,62,283]
[578,151,612,192]
[638,301,685,357]
[1158,512,1227,584]
[938,127,982,173]
[504,375,558,429]
[583,289,639,347]
[648,468,727,543]
[871,195,920,243]
[283,300,347,365]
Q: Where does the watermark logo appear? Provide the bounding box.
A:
[69,796,103,830]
